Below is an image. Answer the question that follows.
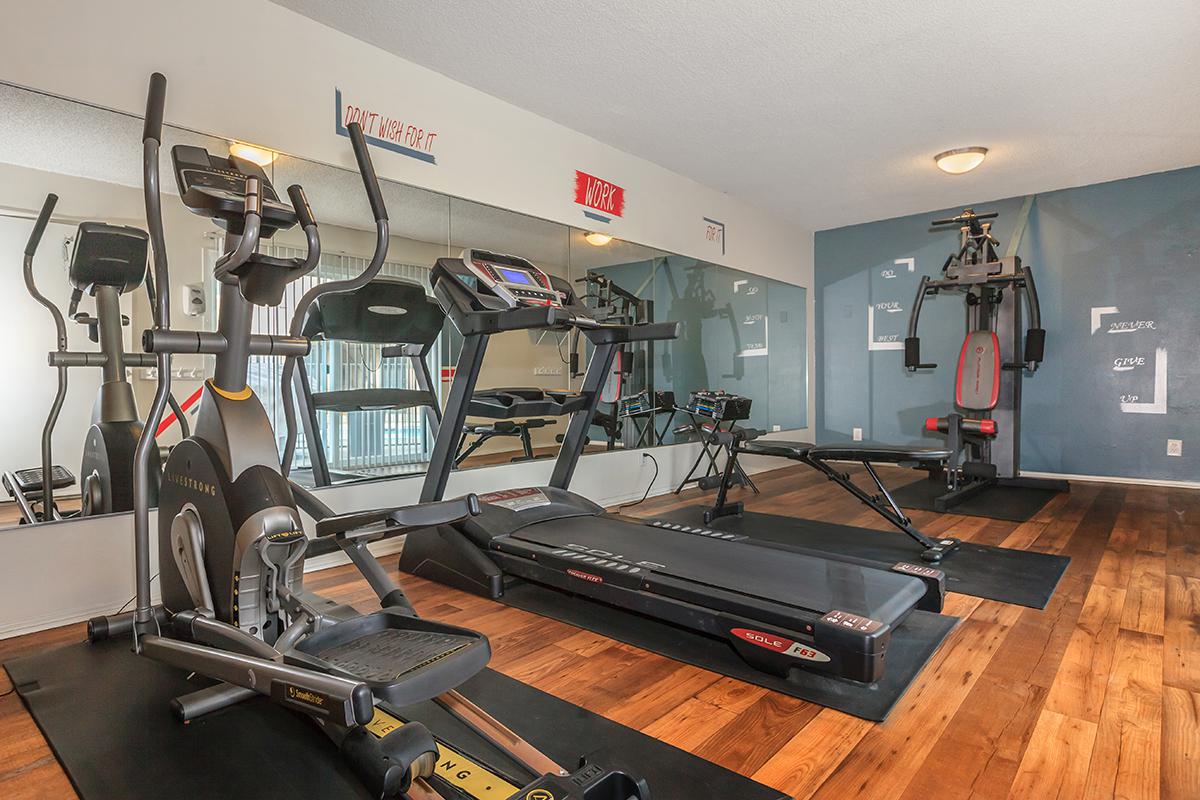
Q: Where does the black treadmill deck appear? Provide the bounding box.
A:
[500,513,926,624]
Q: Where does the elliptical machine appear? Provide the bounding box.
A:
[904,208,1068,511]
[91,73,646,800]
[2,197,188,523]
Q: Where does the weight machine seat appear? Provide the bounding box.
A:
[310,387,437,413]
[804,442,952,464]
[462,419,551,435]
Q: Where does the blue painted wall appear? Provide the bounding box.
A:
[815,165,1199,482]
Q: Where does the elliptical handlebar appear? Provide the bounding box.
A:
[213,179,264,283]
[134,72,176,632]
[25,193,57,257]
[23,193,69,518]
[287,184,316,229]
[142,72,167,145]
[22,194,67,351]
[347,123,388,223]
[279,121,389,476]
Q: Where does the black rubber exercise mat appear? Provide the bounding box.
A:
[890,476,1064,522]
[656,506,1070,609]
[6,639,787,800]
[499,582,958,722]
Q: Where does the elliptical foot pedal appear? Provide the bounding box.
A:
[290,611,491,706]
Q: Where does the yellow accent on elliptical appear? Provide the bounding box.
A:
[208,380,253,401]
[366,707,521,799]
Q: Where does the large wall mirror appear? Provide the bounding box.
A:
[0,81,807,531]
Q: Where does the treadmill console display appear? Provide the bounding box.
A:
[685,389,751,422]
[462,249,561,308]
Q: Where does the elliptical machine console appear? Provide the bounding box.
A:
[173,144,297,233]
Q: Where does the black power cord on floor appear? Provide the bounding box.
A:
[619,452,659,509]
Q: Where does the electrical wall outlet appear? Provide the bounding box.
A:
[853,427,863,441]
[182,283,205,317]
[533,366,563,376]
[772,425,781,432]
[1168,439,1183,457]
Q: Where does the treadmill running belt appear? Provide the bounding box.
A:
[510,514,927,623]
[654,507,1071,609]
[6,639,788,800]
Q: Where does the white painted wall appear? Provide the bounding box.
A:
[0,0,814,637]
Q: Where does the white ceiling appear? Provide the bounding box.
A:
[271,0,1200,231]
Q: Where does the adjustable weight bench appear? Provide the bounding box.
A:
[455,418,552,465]
[706,430,961,563]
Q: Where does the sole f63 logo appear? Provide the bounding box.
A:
[731,628,831,662]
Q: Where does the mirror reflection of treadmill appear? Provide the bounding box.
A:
[292,277,444,488]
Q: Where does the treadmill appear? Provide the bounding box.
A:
[400,250,933,684]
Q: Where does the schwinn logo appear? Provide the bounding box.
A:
[1113,356,1146,372]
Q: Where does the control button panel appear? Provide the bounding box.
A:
[892,562,944,579]
[821,609,884,634]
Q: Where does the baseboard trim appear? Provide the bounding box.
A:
[1021,470,1200,490]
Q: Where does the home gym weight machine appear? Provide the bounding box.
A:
[569,271,656,450]
[89,74,646,800]
[2,196,188,523]
[904,208,1068,512]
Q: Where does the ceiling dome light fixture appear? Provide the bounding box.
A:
[229,141,277,167]
[584,231,613,246]
[934,147,988,175]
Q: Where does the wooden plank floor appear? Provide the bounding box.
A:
[1,464,1196,799]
